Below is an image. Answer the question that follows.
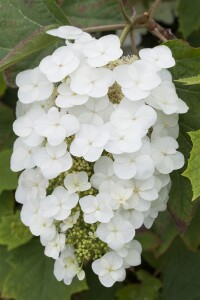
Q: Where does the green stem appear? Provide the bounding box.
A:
[120,23,133,46]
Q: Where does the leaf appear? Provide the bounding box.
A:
[43,0,70,24]
[177,0,200,38]
[4,41,62,87]
[2,239,88,300]
[0,73,6,96]
[164,40,200,233]
[0,211,32,250]
[0,0,71,71]
[0,104,15,150]
[0,25,59,72]
[182,204,200,251]
[136,231,161,252]
[0,246,11,289]
[0,191,14,220]
[0,149,18,194]
[60,0,123,27]
[153,211,178,255]
[82,266,122,300]
[162,238,200,300]
[176,74,200,85]
[182,130,200,200]
[116,270,162,300]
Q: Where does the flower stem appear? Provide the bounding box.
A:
[148,0,161,18]
[120,23,133,46]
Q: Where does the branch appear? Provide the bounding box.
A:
[148,0,161,18]
[118,0,131,23]
[83,23,126,33]
[147,17,177,41]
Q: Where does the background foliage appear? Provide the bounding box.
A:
[0,0,200,299]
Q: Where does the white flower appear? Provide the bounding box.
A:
[139,45,175,70]
[114,60,161,101]
[151,136,184,174]
[29,211,56,241]
[113,139,155,180]
[83,35,122,67]
[96,213,135,250]
[47,25,84,40]
[10,138,38,172]
[145,85,188,114]
[60,211,80,232]
[92,251,126,287]
[120,209,145,229]
[152,111,179,139]
[79,193,114,223]
[41,186,78,220]
[64,171,91,194]
[35,107,80,145]
[90,156,116,190]
[117,240,142,268]
[21,197,41,227]
[34,142,72,179]
[130,177,159,212]
[70,65,114,98]
[110,98,157,132]
[68,96,114,126]
[54,246,85,285]
[56,79,89,108]
[17,168,48,202]
[104,123,142,154]
[13,104,45,147]
[103,182,134,210]
[39,46,79,82]
[16,67,54,103]
[42,233,66,259]
[70,124,109,162]
[144,185,169,229]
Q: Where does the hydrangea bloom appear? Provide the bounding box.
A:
[11,26,188,288]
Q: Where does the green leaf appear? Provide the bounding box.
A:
[60,0,122,27]
[0,104,15,150]
[153,211,178,255]
[0,25,59,72]
[136,231,161,252]
[0,191,14,220]
[0,149,18,194]
[183,130,200,200]
[0,73,6,96]
[0,211,32,250]
[0,246,11,289]
[176,74,200,85]
[116,270,162,300]
[177,0,200,38]
[164,40,200,233]
[182,205,200,251]
[0,0,71,71]
[162,238,200,300]
[82,267,121,300]
[43,0,70,24]
[2,239,88,300]
[4,41,62,87]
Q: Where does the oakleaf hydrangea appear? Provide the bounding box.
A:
[11,25,188,287]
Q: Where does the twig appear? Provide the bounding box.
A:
[130,30,138,55]
[83,23,126,33]
[118,0,132,23]
[148,0,161,18]
[120,23,133,46]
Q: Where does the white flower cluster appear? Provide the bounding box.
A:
[11,25,188,287]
